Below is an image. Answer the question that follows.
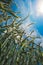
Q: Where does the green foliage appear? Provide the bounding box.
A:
[0,0,43,65]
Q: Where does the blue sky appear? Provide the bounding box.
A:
[12,0,43,36]
[0,0,43,36]
[0,0,43,47]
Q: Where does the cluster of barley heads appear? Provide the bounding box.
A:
[0,0,43,65]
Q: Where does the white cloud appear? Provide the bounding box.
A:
[15,0,43,48]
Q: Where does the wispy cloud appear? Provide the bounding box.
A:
[14,0,43,47]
